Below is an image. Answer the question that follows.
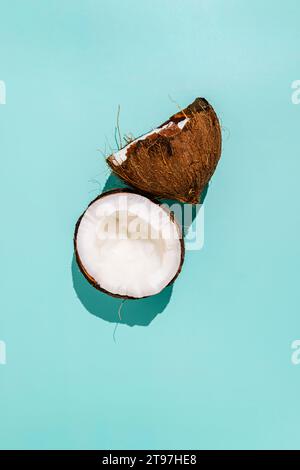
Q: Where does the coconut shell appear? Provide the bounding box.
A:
[74,188,185,300]
[107,98,222,204]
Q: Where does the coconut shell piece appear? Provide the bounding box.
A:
[107,98,222,204]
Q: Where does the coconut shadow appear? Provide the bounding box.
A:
[71,254,173,327]
[71,173,208,327]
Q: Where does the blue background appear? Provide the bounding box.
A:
[0,0,300,450]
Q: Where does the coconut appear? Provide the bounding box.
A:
[107,98,222,204]
[74,189,184,299]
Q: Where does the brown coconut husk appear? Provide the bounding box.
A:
[107,98,222,204]
[74,188,185,300]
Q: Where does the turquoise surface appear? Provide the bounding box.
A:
[0,0,300,450]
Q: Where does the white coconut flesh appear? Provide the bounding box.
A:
[75,192,183,298]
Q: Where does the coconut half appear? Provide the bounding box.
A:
[74,189,184,299]
[107,97,222,204]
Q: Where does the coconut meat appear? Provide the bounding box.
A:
[76,192,182,298]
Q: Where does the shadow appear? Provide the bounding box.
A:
[72,172,208,327]
[72,255,173,327]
